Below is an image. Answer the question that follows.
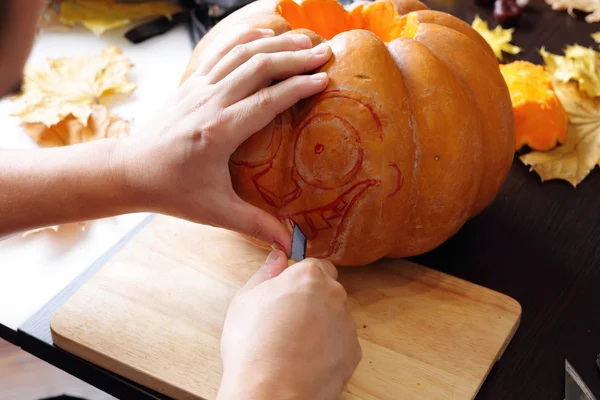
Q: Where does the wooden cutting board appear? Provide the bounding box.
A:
[50,215,521,400]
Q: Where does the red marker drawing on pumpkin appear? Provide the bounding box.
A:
[230,89,399,259]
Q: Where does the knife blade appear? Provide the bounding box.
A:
[565,359,597,400]
[289,224,307,262]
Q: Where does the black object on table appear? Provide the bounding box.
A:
[2,1,600,399]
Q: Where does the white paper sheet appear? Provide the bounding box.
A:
[0,24,193,330]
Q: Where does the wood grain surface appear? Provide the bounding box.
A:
[49,215,520,400]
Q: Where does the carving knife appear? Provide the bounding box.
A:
[289,224,307,263]
[565,359,597,400]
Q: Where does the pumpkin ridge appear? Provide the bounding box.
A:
[387,36,484,254]
[413,23,506,216]
[389,0,428,14]
[409,9,496,61]
[314,89,384,139]
[386,41,421,254]
[407,32,486,218]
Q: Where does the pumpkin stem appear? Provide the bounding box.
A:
[276,0,420,43]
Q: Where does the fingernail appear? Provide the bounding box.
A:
[292,34,311,48]
[312,42,329,55]
[265,250,280,264]
[311,72,328,83]
[258,28,275,36]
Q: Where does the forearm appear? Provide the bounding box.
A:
[0,139,138,237]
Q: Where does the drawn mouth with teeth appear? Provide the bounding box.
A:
[275,179,381,259]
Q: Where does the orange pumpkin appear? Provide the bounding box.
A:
[500,60,567,152]
[181,0,516,266]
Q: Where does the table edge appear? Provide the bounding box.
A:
[16,213,171,400]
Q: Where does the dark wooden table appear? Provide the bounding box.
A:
[3,1,600,399]
[412,1,600,398]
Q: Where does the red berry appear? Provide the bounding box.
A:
[493,0,522,26]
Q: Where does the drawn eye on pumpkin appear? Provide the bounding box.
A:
[294,112,364,189]
[230,116,282,167]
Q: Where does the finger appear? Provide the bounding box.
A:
[354,337,363,367]
[349,324,362,377]
[218,42,332,106]
[226,195,292,255]
[206,34,313,84]
[290,257,338,280]
[240,249,289,294]
[222,72,329,149]
[194,25,275,77]
[330,280,347,301]
[311,258,338,280]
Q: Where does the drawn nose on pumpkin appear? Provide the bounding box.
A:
[252,167,302,209]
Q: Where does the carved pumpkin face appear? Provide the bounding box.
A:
[182,0,516,266]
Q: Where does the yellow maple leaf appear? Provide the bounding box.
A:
[39,0,72,32]
[471,15,522,60]
[22,104,130,148]
[58,0,183,36]
[545,0,600,23]
[540,45,600,98]
[520,80,600,187]
[10,46,135,127]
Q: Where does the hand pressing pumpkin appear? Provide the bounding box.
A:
[181,0,516,266]
[500,60,567,151]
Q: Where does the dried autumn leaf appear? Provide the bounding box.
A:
[39,0,71,31]
[520,81,600,187]
[540,45,600,98]
[471,15,522,60]
[22,104,131,148]
[545,0,600,23]
[10,46,135,127]
[58,0,183,36]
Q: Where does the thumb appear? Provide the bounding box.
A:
[240,249,289,293]
[228,196,291,255]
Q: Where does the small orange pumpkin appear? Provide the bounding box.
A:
[500,60,567,152]
[181,0,516,266]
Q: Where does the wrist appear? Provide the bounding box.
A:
[72,138,141,217]
[217,368,301,400]
[103,137,145,214]
[114,134,167,214]
[0,138,143,237]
